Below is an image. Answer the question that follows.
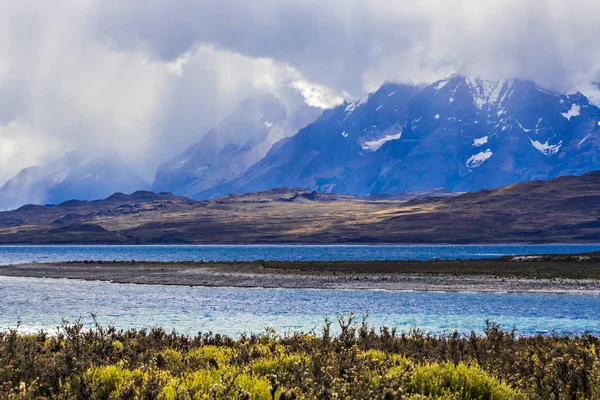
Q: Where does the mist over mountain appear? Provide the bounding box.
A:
[152,90,321,197]
[0,152,148,211]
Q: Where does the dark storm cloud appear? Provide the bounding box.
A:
[90,0,430,93]
[90,0,600,91]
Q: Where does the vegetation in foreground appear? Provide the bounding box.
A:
[0,316,599,399]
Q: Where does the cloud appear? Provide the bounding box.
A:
[0,1,331,183]
[90,0,429,94]
[1,0,600,184]
[0,1,168,182]
[91,0,600,90]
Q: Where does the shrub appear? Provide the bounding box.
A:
[407,362,524,400]
[0,317,598,399]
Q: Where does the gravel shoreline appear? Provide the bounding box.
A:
[1,258,600,294]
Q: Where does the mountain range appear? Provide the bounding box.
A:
[1,74,599,210]
[0,171,598,244]
[197,75,600,198]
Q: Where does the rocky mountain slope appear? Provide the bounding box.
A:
[0,152,148,211]
[200,75,600,198]
[0,172,598,244]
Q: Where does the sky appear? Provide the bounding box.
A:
[0,0,599,184]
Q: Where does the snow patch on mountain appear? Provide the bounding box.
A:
[466,149,493,168]
[362,131,403,152]
[466,78,512,110]
[579,134,592,146]
[473,136,489,147]
[344,102,358,114]
[537,88,555,96]
[345,90,376,114]
[516,120,531,132]
[561,104,581,120]
[51,169,69,186]
[530,139,562,155]
[343,98,371,120]
[435,80,449,91]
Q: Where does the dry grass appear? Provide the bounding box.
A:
[0,172,599,243]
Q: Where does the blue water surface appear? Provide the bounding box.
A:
[1,244,600,264]
[1,245,599,336]
[0,276,598,337]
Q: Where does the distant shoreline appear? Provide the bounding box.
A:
[1,254,600,294]
[2,242,600,246]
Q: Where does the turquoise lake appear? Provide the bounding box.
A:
[0,244,599,336]
[1,244,600,264]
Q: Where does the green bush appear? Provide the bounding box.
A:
[407,362,524,400]
[0,316,597,399]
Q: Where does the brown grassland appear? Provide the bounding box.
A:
[0,172,599,244]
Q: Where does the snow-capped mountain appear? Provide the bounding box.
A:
[152,91,321,197]
[192,83,423,198]
[199,74,600,198]
[363,75,600,193]
[0,151,149,210]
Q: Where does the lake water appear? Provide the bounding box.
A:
[1,276,599,337]
[1,245,599,336]
[1,244,600,264]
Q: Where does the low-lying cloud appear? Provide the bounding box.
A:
[0,0,599,184]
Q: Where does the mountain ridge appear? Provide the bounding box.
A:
[0,171,598,244]
[196,75,600,199]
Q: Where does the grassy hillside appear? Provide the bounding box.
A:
[0,172,599,244]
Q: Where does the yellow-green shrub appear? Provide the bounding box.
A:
[87,364,144,399]
[185,346,233,369]
[407,362,525,400]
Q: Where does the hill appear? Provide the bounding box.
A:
[0,172,599,244]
